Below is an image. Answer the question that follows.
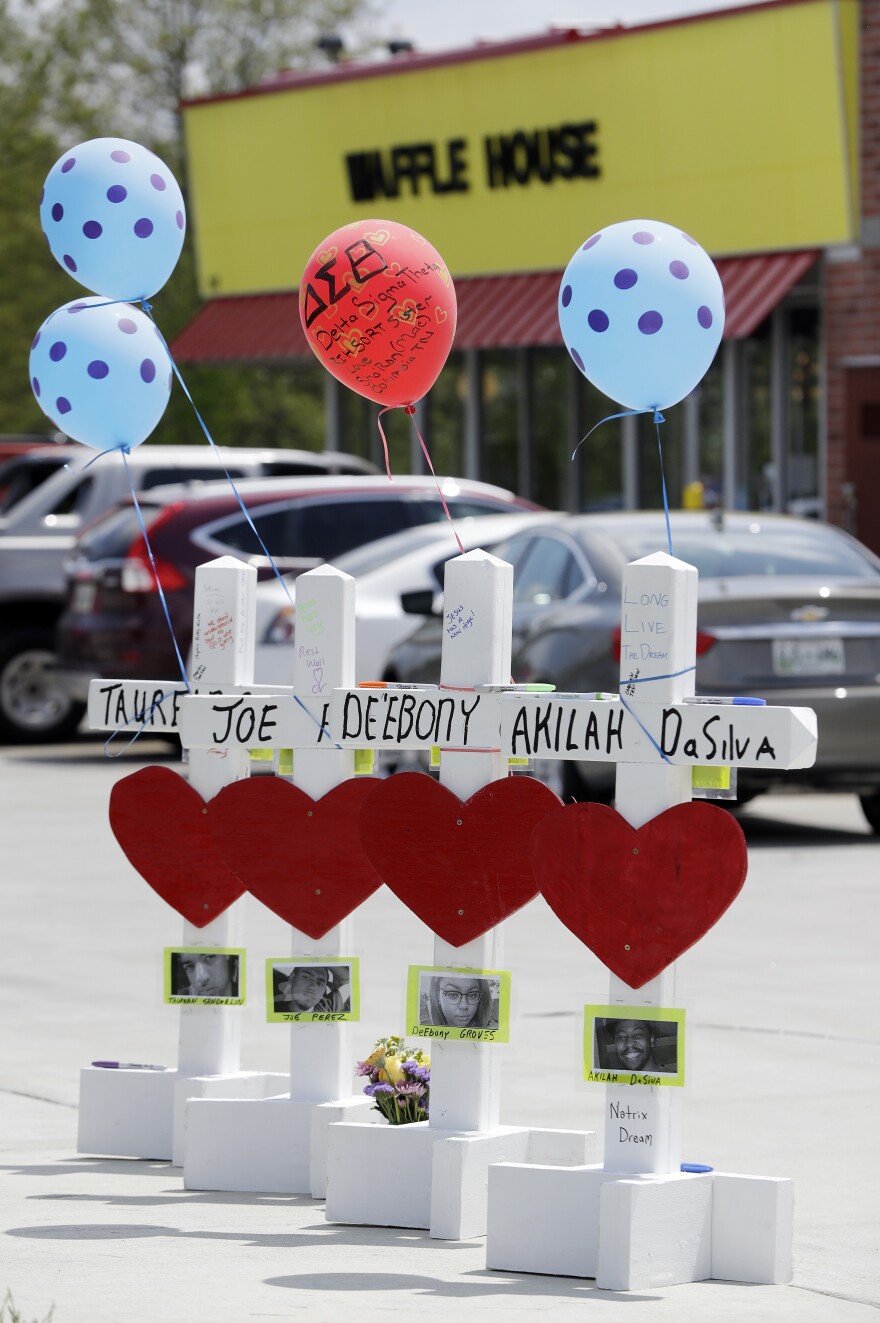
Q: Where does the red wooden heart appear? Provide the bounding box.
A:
[533,801,747,988]
[360,772,563,946]
[208,776,383,939]
[108,766,247,927]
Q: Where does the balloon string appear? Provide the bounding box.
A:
[376,405,465,555]
[103,687,184,758]
[655,413,674,558]
[376,407,395,483]
[618,664,696,765]
[61,296,297,613]
[142,305,296,614]
[120,447,191,692]
[406,405,465,556]
[571,406,665,461]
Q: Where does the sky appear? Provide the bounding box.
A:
[377,0,773,51]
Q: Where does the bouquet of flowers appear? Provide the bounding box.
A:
[355,1035,430,1125]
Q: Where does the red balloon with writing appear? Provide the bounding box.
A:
[299,219,457,408]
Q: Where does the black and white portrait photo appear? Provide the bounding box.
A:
[417,972,500,1031]
[267,960,357,1020]
[593,1014,680,1074]
[167,948,242,1003]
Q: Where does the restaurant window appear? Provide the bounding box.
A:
[338,387,380,465]
[696,355,724,508]
[576,372,623,511]
[742,322,772,510]
[426,351,466,478]
[530,348,569,510]
[787,305,820,514]
[480,351,519,493]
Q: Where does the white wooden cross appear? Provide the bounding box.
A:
[484,551,812,1287]
[79,554,286,1163]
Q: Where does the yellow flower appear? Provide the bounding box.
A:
[379,1055,406,1085]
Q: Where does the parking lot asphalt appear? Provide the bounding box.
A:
[1,739,878,1321]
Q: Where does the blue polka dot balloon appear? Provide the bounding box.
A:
[40,138,186,300]
[558,219,725,412]
[29,298,172,452]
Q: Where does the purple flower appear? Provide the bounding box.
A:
[364,1082,394,1097]
[395,1082,426,1097]
[403,1061,430,1086]
[354,1060,375,1078]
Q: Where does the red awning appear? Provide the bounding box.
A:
[715,249,820,338]
[171,250,820,362]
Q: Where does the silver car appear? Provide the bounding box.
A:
[385,511,880,833]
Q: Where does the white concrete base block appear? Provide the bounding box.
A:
[525,1127,599,1166]
[597,1172,713,1290]
[326,1120,436,1228]
[487,1163,622,1277]
[310,1097,381,1199]
[77,1066,179,1160]
[325,1121,535,1237]
[76,1066,286,1163]
[172,1071,288,1167]
[183,1093,375,1195]
[430,1128,532,1240]
[487,1157,790,1289]
[711,1172,793,1284]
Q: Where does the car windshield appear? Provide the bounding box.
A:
[608,522,880,581]
[332,524,453,578]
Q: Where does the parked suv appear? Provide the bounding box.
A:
[0,444,376,742]
[0,445,85,514]
[57,474,538,710]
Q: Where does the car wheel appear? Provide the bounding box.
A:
[0,628,86,744]
[858,791,880,835]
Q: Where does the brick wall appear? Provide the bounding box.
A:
[823,0,880,531]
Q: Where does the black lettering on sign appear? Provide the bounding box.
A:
[584,709,600,751]
[346,139,471,203]
[511,705,531,756]
[661,707,682,757]
[346,149,400,202]
[399,693,417,740]
[342,693,362,740]
[606,707,624,752]
[415,698,437,742]
[98,682,119,725]
[484,121,600,189]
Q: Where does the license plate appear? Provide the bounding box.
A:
[71,581,97,613]
[772,637,845,676]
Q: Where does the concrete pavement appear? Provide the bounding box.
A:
[1,738,878,1320]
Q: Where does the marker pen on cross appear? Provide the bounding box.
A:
[683,696,767,706]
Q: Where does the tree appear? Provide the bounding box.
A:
[49,0,379,172]
[1,0,380,445]
[0,1,93,432]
